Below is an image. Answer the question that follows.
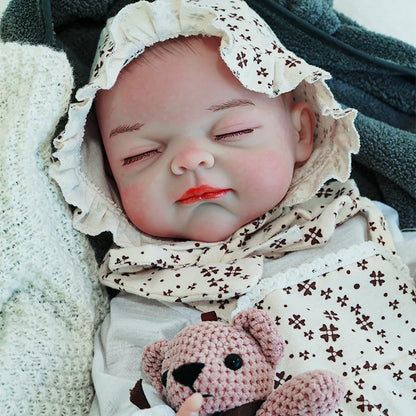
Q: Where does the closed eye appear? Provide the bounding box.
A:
[123,149,160,166]
[214,128,254,141]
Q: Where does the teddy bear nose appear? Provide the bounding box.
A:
[172,363,205,389]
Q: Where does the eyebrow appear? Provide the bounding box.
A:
[206,98,255,112]
[108,98,254,138]
[109,122,144,138]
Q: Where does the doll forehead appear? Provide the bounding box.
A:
[115,35,294,109]
[120,35,220,76]
[96,34,291,138]
[119,35,290,107]
[97,35,238,111]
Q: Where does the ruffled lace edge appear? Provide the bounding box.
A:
[233,240,410,316]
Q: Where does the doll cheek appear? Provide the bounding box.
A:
[121,183,144,201]
[237,152,293,188]
[119,184,151,221]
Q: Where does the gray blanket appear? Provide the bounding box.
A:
[2,0,415,228]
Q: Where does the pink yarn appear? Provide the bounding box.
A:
[141,308,344,416]
[161,316,277,414]
[257,370,345,416]
[232,308,284,367]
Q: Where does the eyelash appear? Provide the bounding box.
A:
[122,128,254,166]
[123,149,160,166]
[214,128,254,141]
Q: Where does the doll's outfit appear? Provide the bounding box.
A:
[49,0,415,415]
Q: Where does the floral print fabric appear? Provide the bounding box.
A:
[99,181,394,301]
[258,251,415,415]
[100,180,415,414]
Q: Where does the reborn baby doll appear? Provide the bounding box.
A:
[49,0,415,415]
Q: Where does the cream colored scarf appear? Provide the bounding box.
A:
[99,181,391,304]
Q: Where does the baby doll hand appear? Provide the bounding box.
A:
[175,393,203,416]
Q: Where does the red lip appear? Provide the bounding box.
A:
[178,185,230,205]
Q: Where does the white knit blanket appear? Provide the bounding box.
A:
[0,42,109,415]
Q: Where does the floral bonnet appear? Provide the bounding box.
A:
[50,0,359,248]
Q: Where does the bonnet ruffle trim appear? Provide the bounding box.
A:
[50,0,359,248]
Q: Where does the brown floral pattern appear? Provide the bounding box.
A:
[100,181,395,300]
[99,180,415,414]
[255,251,415,415]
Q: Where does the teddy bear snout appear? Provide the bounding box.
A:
[172,362,205,390]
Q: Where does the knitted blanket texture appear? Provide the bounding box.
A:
[0,42,109,415]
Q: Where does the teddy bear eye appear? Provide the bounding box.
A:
[161,370,168,387]
[224,354,243,371]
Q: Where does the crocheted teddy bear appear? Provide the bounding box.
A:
[139,308,345,416]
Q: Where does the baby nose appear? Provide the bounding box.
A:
[172,363,205,389]
[171,147,215,175]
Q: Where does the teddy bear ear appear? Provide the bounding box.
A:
[142,339,169,394]
[232,308,284,367]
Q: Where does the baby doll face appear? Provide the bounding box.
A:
[95,37,314,242]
